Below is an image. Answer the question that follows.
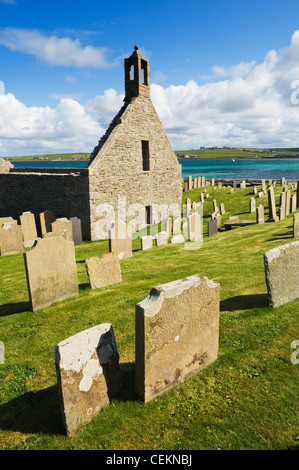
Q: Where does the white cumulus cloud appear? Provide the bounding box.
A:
[0,27,112,68]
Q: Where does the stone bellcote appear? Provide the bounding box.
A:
[124,45,150,102]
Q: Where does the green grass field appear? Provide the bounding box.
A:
[0,183,298,450]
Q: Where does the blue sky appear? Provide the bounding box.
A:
[1,0,299,156]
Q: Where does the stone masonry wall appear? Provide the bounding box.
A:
[0,171,91,239]
[88,95,182,240]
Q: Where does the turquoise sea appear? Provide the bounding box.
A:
[11,158,299,182]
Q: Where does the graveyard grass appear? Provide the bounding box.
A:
[0,184,299,450]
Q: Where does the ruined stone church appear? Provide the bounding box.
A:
[0,46,182,240]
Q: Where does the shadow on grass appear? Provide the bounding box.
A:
[221,294,269,311]
[0,363,138,437]
[0,384,65,436]
[0,301,31,317]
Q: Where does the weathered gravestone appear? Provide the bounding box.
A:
[0,222,24,256]
[170,234,185,244]
[293,213,299,238]
[187,212,201,242]
[264,241,299,307]
[51,218,73,242]
[208,219,218,236]
[108,221,132,260]
[291,194,297,213]
[55,323,120,435]
[154,231,168,246]
[268,186,278,221]
[172,217,181,236]
[141,235,153,250]
[40,211,56,236]
[24,236,78,311]
[0,217,17,227]
[135,275,220,403]
[70,217,83,246]
[256,205,264,224]
[20,211,38,247]
[85,253,122,289]
[250,197,256,213]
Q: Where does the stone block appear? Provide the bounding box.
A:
[55,323,120,435]
[135,275,220,402]
[264,241,299,307]
[141,235,153,250]
[170,234,185,244]
[24,235,78,311]
[85,253,122,289]
[155,231,168,246]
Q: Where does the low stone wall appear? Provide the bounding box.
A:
[0,170,91,239]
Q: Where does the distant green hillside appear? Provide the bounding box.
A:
[4,147,299,162]
[176,147,299,159]
[6,153,90,162]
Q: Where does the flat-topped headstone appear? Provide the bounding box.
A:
[135,275,220,403]
[70,217,83,246]
[141,235,153,250]
[108,221,132,260]
[55,323,120,435]
[0,222,24,256]
[40,211,56,236]
[20,212,38,247]
[264,241,299,307]
[24,235,78,311]
[85,253,122,289]
[154,231,168,246]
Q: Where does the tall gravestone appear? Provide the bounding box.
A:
[208,219,218,236]
[268,186,277,221]
[20,211,38,247]
[256,205,264,224]
[55,323,120,435]
[264,241,299,307]
[40,211,56,237]
[70,217,83,245]
[24,235,78,311]
[135,275,220,403]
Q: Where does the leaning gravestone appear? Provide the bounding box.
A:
[55,323,120,435]
[135,275,220,403]
[40,211,56,236]
[70,217,83,246]
[108,221,132,260]
[24,235,78,311]
[20,211,38,247]
[0,222,24,256]
[264,241,299,307]
[85,253,122,289]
